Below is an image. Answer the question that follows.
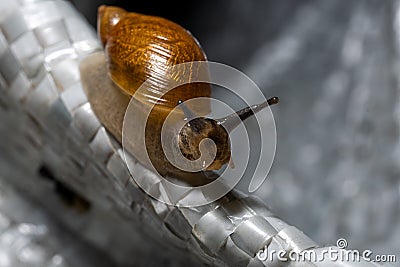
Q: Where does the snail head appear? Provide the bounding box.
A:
[177,97,279,171]
[178,117,231,170]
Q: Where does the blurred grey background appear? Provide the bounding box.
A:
[68,0,400,259]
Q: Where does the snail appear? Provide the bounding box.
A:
[80,5,278,183]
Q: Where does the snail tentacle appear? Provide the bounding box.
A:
[217,96,279,132]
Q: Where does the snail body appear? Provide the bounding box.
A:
[98,6,219,178]
[80,6,278,182]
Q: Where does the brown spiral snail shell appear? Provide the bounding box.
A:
[80,6,279,182]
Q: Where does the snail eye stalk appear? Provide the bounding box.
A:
[217,97,279,132]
